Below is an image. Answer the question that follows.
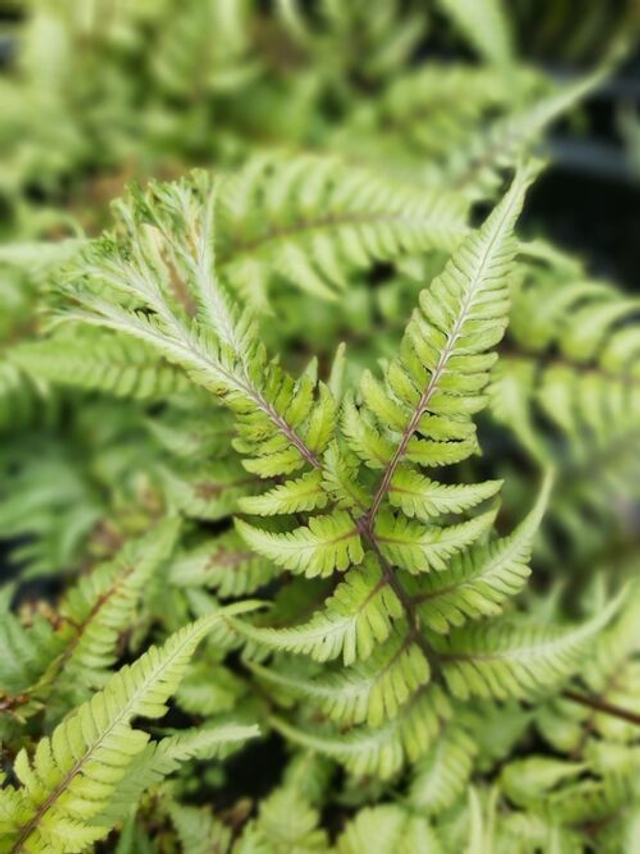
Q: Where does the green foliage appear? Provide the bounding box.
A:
[0,603,259,853]
[1,1,639,850]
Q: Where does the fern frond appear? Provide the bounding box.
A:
[493,262,640,461]
[98,723,260,826]
[0,519,181,721]
[407,472,552,632]
[434,593,623,701]
[250,627,430,727]
[334,63,543,186]
[337,804,443,854]
[0,362,52,434]
[437,0,513,67]
[11,327,190,400]
[388,473,502,521]
[159,461,258,521]
[168,530,279,597]
[0,586,64,700]
[165,801,231,854]
[439,66,608,198]
[231,557,403,665]
[270,683,450,778]
[216,152,468,303]
[349,164,533,531]
[236,510,364,578]
[51,518,182,692]
[62,173,339,486]
[0,602,259,854]
[238,470,327,516]
[374,506,498,573]
[234,784,329,853]
[538,583,640,753]
[408,726,477,814]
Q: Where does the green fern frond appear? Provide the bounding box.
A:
[0,602,259,854]
[249,626,430,727]
[337,803,443,854]
[334,62,543,186]
[50,518,181,691]
[238,470,327,516]
[159,461,258,521]
[437,0,513,67]
[0,363,53,434]
[271,682,450,779]
[0,519,181,720]
[439,66,608,198]
[216,152,468,303]
[407,472,553,632]
[98,723,260,826]
[11,327,190,400]
[165,801,232,854]
[234,783,329,853]
[434,593,623,701]
[168,530,279,597]
[0,585,64,701]
[408,726,477,814]
[388,473,502,521]
[236,510,364,578]
[232,556,403,665]
[374,506,498,573]
[50,164,586,788]
[493,263,640,462]
[346,163,533,529]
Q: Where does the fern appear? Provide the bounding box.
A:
[337,803,443,854]
[11,327,190,401]
[42,160,627,788]
[0,602,260,854]
[215,152,468,304]
[490,247,640,565]
[437,0,514,68]
[0,519,181,723]
[2,5,639,845]
[408,725,477,815]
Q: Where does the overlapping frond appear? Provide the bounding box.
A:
[493,262,640,461]
[407,473,552,632]
[337,804,443,854]
[231,557,403,665]
[250,626,429,727]
[0,585,64,701]
[11,326,189,400]
[408,726,477,815]
[46,160,622,790]
[433,594,623,702]
[98,723,259,826]
[491,250,640,562]
[168,530,279,597]
[233,784,329,853]
[437,66,609,199]
[271,682,450,779]
[216,151,468,303]
[0,603,259,854]
[0,519,181,722]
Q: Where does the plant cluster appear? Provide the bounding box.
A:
[1,2,640,852]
